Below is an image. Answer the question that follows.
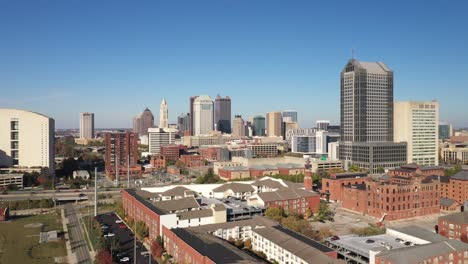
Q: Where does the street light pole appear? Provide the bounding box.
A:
[127,153,130,189]
[94,167,98,217]
[134,220,137,264]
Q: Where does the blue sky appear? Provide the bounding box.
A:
[1,0,467,128]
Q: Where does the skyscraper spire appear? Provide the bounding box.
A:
[159,98,169,129]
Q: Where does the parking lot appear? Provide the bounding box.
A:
[96,213,155,264]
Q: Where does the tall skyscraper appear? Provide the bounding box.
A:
[232,115,245,137]
[80,112,95,139]
[215,95,231,133]
[148,128,176,155]
[189,96,198,136]
[133,116,141,135]
[159,98,169,129]
[266,112,283,137]
[193,95,214,136]
[252,115,266,136]
[177,113,190,133]
[282,110,298,123]
[316,120,330,131]
[0,109,55,174]
[394,101,439,166]
[338,59,407,173]
[104,132,140,177]
[140,108,154,137]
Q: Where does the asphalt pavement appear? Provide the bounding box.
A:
[96,212,156,264]
[64,204,92,264]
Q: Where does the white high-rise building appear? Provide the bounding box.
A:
[0,109,55,174]
[159,98,168,129]
[148,128,176,155]
[193,95,214,136]
[394,101,439,166]
[80,112,94,139]
[316,120,330,131]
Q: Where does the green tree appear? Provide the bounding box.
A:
[135,221,149,240]
[313,202,334,222]
[265,207,286,222]
[351,224,386,236]
[348,164,361,172]
[376,166,385,173]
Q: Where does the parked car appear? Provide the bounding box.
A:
[331,236,340,241]
[104,233,115,238]
[119,224,127,229]
[119,256,130,262]
[115,219,123,224]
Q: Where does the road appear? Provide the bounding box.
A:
[96,213,156,264]
[64,204,92,264]
[0,189,121,201]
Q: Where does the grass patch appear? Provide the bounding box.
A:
[0,213,67,264]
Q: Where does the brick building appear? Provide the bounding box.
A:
[438,211,468,242]
[277,164,305,176]
[437,170,468,204]
[104,132,141,177]
[387,163,444,178]
[160,144,187,161]
[178,154,203,167]
[247,188,320,216]
[249,165,279,178]
[199,146,229,162]
[167,166,180,175]
[145,155,166,172]
[217,166,251,181]
[321,172,370,202]
[342,175,440,221]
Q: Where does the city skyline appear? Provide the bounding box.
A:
[1,1,467,129]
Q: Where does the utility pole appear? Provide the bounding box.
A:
[134,220,137,264]
[94,167,98,217]
[127,153,130,189]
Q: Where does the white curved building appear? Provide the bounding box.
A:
[0,109,55,174]
[193,95,214,136]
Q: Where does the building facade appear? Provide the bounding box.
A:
[177,113,190,133]
[79,112,94,139]
[281,110,298,123]
[104,132,141,177]
[394,101,439,166]
[266,112,283,137]
[214,95,231,134]
[232,115,245,138]
[148,128,176,155]
[133,108,154,137]
[439,123,453,140]
[338,59,407,173]
[252,115,266,136]
[159,98,169,129]
[193,95,214,136]
[0,109,55,174]
[316,120,330,131]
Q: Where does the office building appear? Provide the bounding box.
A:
[177,113,190,133]
[338,59,407,173]
[104,132,140,177]
[193,95,214,136]
[252,115,266,136]
[148,128,176,155]
[79,112,94,139]
[291,131,340,155]
[316,120,330,131]
[189,96,197,136]
[394,101,439,166]
[232,115,245,138]
[282,110,298,123]
[0,174,24,189]
[441,143,468,164]
[266,112,283,137]
[133,116,141,135]
[133,108,154,137]
[214,95,231,134]
[0,109,55,174]
[439,123,453,140]
[159,98,168,129]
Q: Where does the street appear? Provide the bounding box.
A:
[96,212,156,264]
[64,203,92,264]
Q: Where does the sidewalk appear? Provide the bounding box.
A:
[60,208,77,264]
